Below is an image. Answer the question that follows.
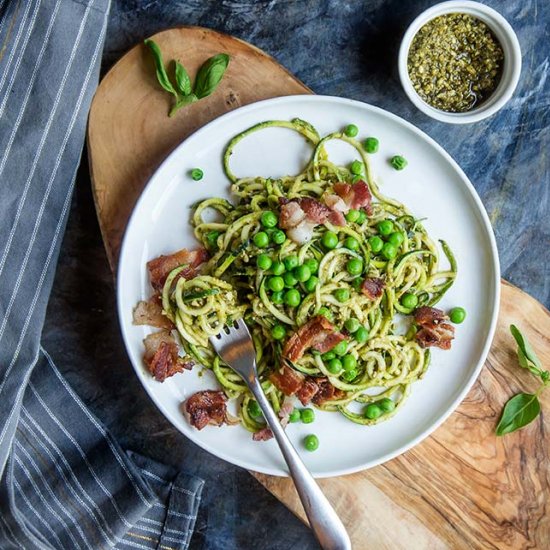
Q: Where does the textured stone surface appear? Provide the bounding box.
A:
[42,1,549,549]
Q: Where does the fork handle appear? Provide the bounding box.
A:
[248,380,351,550]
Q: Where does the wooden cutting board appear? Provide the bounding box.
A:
[87,27,549,549]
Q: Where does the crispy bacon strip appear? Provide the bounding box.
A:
[312,378,345,406]
[361,277,385,300]
[282,315,346,362]
[414,306,455,350]
[296,378,320,406]
[133,296,174,330]
[147,247,209,291]
[269,363,304,395]
[143,331,189,382]
[279,196,347,244]
[185,390,228,431]
[334,180,373,215]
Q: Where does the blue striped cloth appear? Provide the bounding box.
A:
[0,1,204,548]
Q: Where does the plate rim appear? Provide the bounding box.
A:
[117,94,501,478]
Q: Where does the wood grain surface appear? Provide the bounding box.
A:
[88,27,549,549]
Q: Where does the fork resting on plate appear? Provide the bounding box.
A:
[210,319,351,550]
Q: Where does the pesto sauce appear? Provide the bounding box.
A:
[407,13,504,112]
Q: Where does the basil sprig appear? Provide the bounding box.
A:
[144,39,229,117]
[496,325,549,436]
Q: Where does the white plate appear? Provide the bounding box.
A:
[117,95,500,478]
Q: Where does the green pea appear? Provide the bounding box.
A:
[289,409,301,423]
[333,340,348,356]
[346,258,363,276]
[293,264,311,282]
[322,351,336,361]
[388,232,404,246]
[363,137,379,154]
[377,219,394,236]
[283,255,299,270]
[248,400,262,418]
[344,236,360,251]
[341,354,357,372]
[334,288,350,303]
[381,242,397,260]
[271,324,286,340]
[390,155,407,170]
[356,210,367,224]
[317,306,333,321]
[303,275,319,293]
[284,289,301,307]
[342,369,357,382]
[401,292,418,309]
[283,272,298,287]
[267,276,284,292]
[354,326,369,343]
[271,261,285,275]
[379,398,396,412]
[321,231,338,249]
[253,231,269,247]
[450,307,466,324]
[350,160,363,175]
[301,408,315,424]
[369,235,384,253]
[271,229,286,245]
[256,254,272,270]
[345,209,360,223]
[304,258,319,274]
[327,358,342,374]
[304,434,319,451]
[344,318,360,333]
[261,211,278,228]
[344,124,359,137]
[365,403,382,419]
[190,168,203,180]
[271,290,284,304]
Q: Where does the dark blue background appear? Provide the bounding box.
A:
[44,1,549,548]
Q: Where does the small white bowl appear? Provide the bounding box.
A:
[398,0,521,123]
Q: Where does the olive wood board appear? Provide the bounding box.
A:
[87,27,549,549]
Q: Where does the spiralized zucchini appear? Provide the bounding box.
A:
[169,118,456,432]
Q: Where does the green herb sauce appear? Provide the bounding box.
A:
[407,13,504,112]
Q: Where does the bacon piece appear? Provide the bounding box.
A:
[278,199,306,228]
[278,397,295,428]
[334,180,373,215]
[283,315,345,362]
[185,390,227,431]
[296,378,320,405]
[414,307,455,350]
[143,331,186,382]
[312,378,345,406]
[269,363,305,395]
[147,247,209,291]
[279,196,346,244]
[361,277,386,300]
[133,296,174,330]
[252,427,273,441]
[324,194,348,226]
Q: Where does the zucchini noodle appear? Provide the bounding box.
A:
[163,118,456,433]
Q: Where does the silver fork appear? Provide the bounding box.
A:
[210,319,351,550]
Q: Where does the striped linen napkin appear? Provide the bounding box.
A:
[0,1,203,548]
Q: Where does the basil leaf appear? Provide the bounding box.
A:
[518,348,542,376]
[174,60,192,96]
[144,39,178,97]
[169,93,198,117]
[193,53,229,99]
[510,324,542,371]
[496,393,541,436]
